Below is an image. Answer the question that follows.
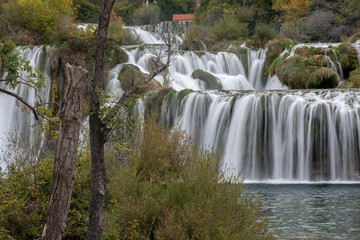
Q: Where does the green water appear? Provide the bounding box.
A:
[245,184,360,240]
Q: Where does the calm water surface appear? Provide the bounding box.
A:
[245,184,360,240]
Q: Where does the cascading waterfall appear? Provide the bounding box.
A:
[161,90,360,182]
[109,25,360,182]
[122,45,285,91]
[0,46,51,163]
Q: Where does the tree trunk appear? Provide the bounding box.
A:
[87,0,115,239]
[41,64,90,240]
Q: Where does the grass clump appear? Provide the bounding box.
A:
[308,67,339,88]
[104,119,275,240]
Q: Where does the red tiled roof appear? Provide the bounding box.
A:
[172,14,195,21]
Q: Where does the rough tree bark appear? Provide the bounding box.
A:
[88,2,172,239]
[87,0,116,239]
[41,64,90,240]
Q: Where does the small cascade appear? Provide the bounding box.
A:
[160,90,360,182]
[122,46,284,92]
[352,39,360,61]
[0,46,51,155]
[124,21,190,45]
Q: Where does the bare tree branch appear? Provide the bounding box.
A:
[103,31,173,135]
[0,87,39,120]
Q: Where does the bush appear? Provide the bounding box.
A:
[3,0,74,40]
[210,16,249,41]
[182,24,208,51]
[251,23,278,48]
[0,136,91,239]
[74,0,101,22]
[113,1,139,25]
[104,119,274,240]
[132,4,160,26]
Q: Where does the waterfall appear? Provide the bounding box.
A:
[160,90,360,182]
[0,46,51,167]
[122,45,285,91]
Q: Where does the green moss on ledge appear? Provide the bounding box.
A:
[343,67,360,88]
[191,69,221,90]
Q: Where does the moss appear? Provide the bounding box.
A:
[118,64,159,92]
[343,67,360,88]
[191,69,221,90]
[144,88,172,116]
[263,39,292,79]
[308,67,339,88]
[333,44,358,78]
[164,89,177,104]
[236,47,248,70]
[178,89,193,103]
[277,55,316,89]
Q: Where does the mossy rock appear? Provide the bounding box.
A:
[191,69,221,90]
[277,55,313,89]
[119,64,159,92]
[343,67,360,88]
[263,39,292,79]
[333,44,358,78]
[145,88,172,117]
[308,67,339,88]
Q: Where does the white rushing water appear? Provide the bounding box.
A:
[1,24,359,182]
[105,25,360,182]
[0,46,51,168]
[161,90,360,181]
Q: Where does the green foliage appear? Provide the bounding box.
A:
[113,2,139,25]
[251,23,278,48]
[132,4,160,26]
[104,119,275,240]
[263,39,292,77]
[192,69,221,90]
[74,0,100,22]
[0,41,46,90]
[210,16,249,41]
[182,24,208,51]
[0,139,92,239]
[156,0,195,21]
[3,0,74,40]
[308,67,339,88]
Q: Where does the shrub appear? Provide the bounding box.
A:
[3,0,74,40]
[210,16,249,41]
[182,24,208,51]
[132,4,160,26]
[251,23,278,47]
[104,118,275,240]
[113,1,139,25]
[0,135,91,239]
[74,0,100,22]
